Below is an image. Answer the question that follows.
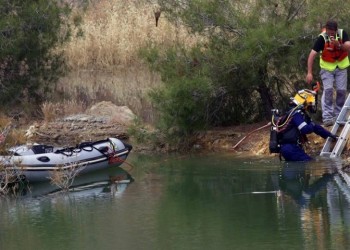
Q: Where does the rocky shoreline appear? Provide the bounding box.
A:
[24,113,270,153]
[26,116,129,146]
[22,102,350,159]
[25,102,133,147]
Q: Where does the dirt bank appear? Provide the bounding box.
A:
[193,121,348,159]
[193,121,271,154]
[26,119,272,154]
[24,115,345,159]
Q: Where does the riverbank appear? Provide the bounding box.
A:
[22,117,271,154]
[4,100,345,158]
[192,121,336,159]
[25,116,336,160]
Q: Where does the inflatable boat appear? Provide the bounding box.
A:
[0,138,132,183]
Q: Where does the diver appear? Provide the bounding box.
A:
[270,87,337,161]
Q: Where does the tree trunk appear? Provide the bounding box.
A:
[257,68,274,119]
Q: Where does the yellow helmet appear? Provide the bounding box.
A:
[291,89,316,108]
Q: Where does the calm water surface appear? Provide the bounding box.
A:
[1,153,350,250]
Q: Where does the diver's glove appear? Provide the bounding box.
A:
[329,134,339,141]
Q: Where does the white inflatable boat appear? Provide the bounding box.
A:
[0,138,132,183]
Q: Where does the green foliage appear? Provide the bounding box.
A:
[150,77,213,131]
[144,46,212,132]
[127,117,167,151]
[143,0,350,137]
[0,0,72,107]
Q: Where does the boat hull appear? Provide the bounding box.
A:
[0,138,132,183]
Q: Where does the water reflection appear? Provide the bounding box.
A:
[277,159,350,250]
[29,166,133,197]
[279,161,335,206]
[1,154,350,250]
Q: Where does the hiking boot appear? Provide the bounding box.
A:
[323,120,333,127]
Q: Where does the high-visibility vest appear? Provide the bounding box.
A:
[319,29,349,70]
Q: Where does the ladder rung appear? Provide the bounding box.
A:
[320,93,350,158]
[336,121,347,125]
[320,152,331,157]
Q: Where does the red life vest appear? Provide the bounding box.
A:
[320,30,348,63]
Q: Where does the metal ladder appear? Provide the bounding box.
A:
[320,94,350,158]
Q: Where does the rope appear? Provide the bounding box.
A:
[108,153,135,171]
[231,122,271,150]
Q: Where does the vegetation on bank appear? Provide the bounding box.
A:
[2,0,350,149]
[0,0,75,111]
[142,0,350,139]
[3,0,350,194]
[57,0,201,123]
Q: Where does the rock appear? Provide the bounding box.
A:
[86,101,136,125]
[25,102,135,146]
[25,125,36,139]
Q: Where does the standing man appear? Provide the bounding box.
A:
[306,20,350,126]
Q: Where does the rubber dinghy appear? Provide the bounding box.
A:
[0,138,132,183]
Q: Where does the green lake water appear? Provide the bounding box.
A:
[1,153,350,250]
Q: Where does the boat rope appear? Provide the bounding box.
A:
[107,154,135,171]
[54,139,135,170]
[231,122,271,150]
[55,140,108,156]
[106,144,135,171]
[50,138,136,172]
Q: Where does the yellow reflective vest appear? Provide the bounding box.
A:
[319,29,350,70]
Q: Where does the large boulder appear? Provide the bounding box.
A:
[86,101,136,126]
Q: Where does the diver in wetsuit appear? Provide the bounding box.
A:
[274,89,337,161]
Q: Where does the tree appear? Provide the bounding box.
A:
[143,0,350,136]
[0,0,72,108]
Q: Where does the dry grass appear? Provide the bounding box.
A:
[41,100,86,123]
[56,67,160,122]
[63,0,200,69]
[0,115,26,153]
[0,154,27,196]
[49,163,87,191]
[56,0,203,123]
[0,115,11,129]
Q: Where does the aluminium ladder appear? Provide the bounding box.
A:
[320,93,350,158]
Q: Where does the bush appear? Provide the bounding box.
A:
[0,0,72,108]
